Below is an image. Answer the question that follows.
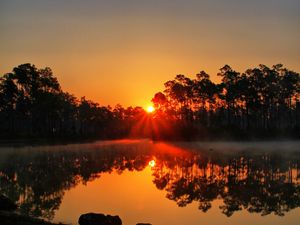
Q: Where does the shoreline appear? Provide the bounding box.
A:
[0,211,65,225]
[0,135,299,147]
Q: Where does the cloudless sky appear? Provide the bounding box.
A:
[1,0,299,107]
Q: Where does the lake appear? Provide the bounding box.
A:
[0,140,299,225]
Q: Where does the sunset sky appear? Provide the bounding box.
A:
[1,0,299,108]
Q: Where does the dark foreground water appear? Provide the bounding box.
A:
[0,140,299,225]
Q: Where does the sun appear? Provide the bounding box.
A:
[146,105,155,113]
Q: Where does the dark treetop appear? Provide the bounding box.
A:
[0,63,299,140]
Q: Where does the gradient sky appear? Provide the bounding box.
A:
[1,0,299,108]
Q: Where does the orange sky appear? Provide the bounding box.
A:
[1,0,299,108]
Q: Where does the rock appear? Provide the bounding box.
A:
[0,195,17,211]
[78,213,122,225]
[136,223,152,225]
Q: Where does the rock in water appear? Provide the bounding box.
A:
[78,213,122,225]
[0,195,17,211]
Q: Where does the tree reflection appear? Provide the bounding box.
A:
[152,152,300,217]
[0,142,299,220]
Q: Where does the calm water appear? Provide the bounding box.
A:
[0,140,299,225]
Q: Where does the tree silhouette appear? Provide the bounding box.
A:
[0,63,299,139]
[150,64,300,139]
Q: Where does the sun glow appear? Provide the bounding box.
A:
[146,105,155,113]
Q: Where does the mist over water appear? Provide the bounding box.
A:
[0,140,299,225]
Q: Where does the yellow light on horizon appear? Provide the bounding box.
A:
[146,105,155,113]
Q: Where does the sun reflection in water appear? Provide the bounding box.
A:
[148,159,156,168]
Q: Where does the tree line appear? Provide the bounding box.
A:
[0,63,146,139]
[0,63,299,139]
[151,64,300,139]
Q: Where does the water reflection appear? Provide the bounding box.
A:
[0,141,299,221]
